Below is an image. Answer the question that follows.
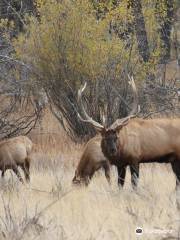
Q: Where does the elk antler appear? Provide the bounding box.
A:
[127,75,140,116]
[109,75,140,130]
[77,82,104,131]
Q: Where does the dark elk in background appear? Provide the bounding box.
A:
[77,77,180,190]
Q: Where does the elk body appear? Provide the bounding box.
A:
[72,136,110,186]
[101,118,180,188]
[0,136,33,183]
[78,79,180,189]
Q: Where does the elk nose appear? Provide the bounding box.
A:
[110,147,116,154]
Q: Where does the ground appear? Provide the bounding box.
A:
[0,110,179,240]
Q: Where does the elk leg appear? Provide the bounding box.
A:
[171,160,180,190]
[130,163,139,190]
[21,158,30,182]
[1,165,6,178]
[103,162,111,184]
[1,170,5,178]
[12,165,24,183]
[84,176,90,186]
[117,166,127,188]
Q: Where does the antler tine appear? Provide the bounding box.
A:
[109,75,140,130]
[77,82,104,131]
[127,74,140,116]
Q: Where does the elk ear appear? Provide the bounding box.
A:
[114,125,123,133]
[115,118,130,132]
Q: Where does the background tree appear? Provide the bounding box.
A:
[128,0,150,62]
[155,0,175,63]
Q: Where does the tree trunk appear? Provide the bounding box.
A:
[156,0,174,63]
[128,0,150,62]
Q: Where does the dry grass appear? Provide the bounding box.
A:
[0,111,179,240]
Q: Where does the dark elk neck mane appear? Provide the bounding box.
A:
[104,153,119,166]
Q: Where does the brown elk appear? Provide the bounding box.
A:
[0,136,33,183]
[77,78,180,189]
[72,136,110,186]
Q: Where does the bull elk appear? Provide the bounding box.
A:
[72,136,110,186]
[77,78,180,189]
[0,136,33,183]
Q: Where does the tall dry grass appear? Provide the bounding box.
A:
[0,110,179,240]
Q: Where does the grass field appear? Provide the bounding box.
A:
[0,111,179,240]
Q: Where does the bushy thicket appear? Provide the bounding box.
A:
[12,0,179,141]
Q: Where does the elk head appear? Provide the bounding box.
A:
[77,76,140,159]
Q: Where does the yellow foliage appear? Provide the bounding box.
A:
[14,0,125,85]
[13,0,163,88]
